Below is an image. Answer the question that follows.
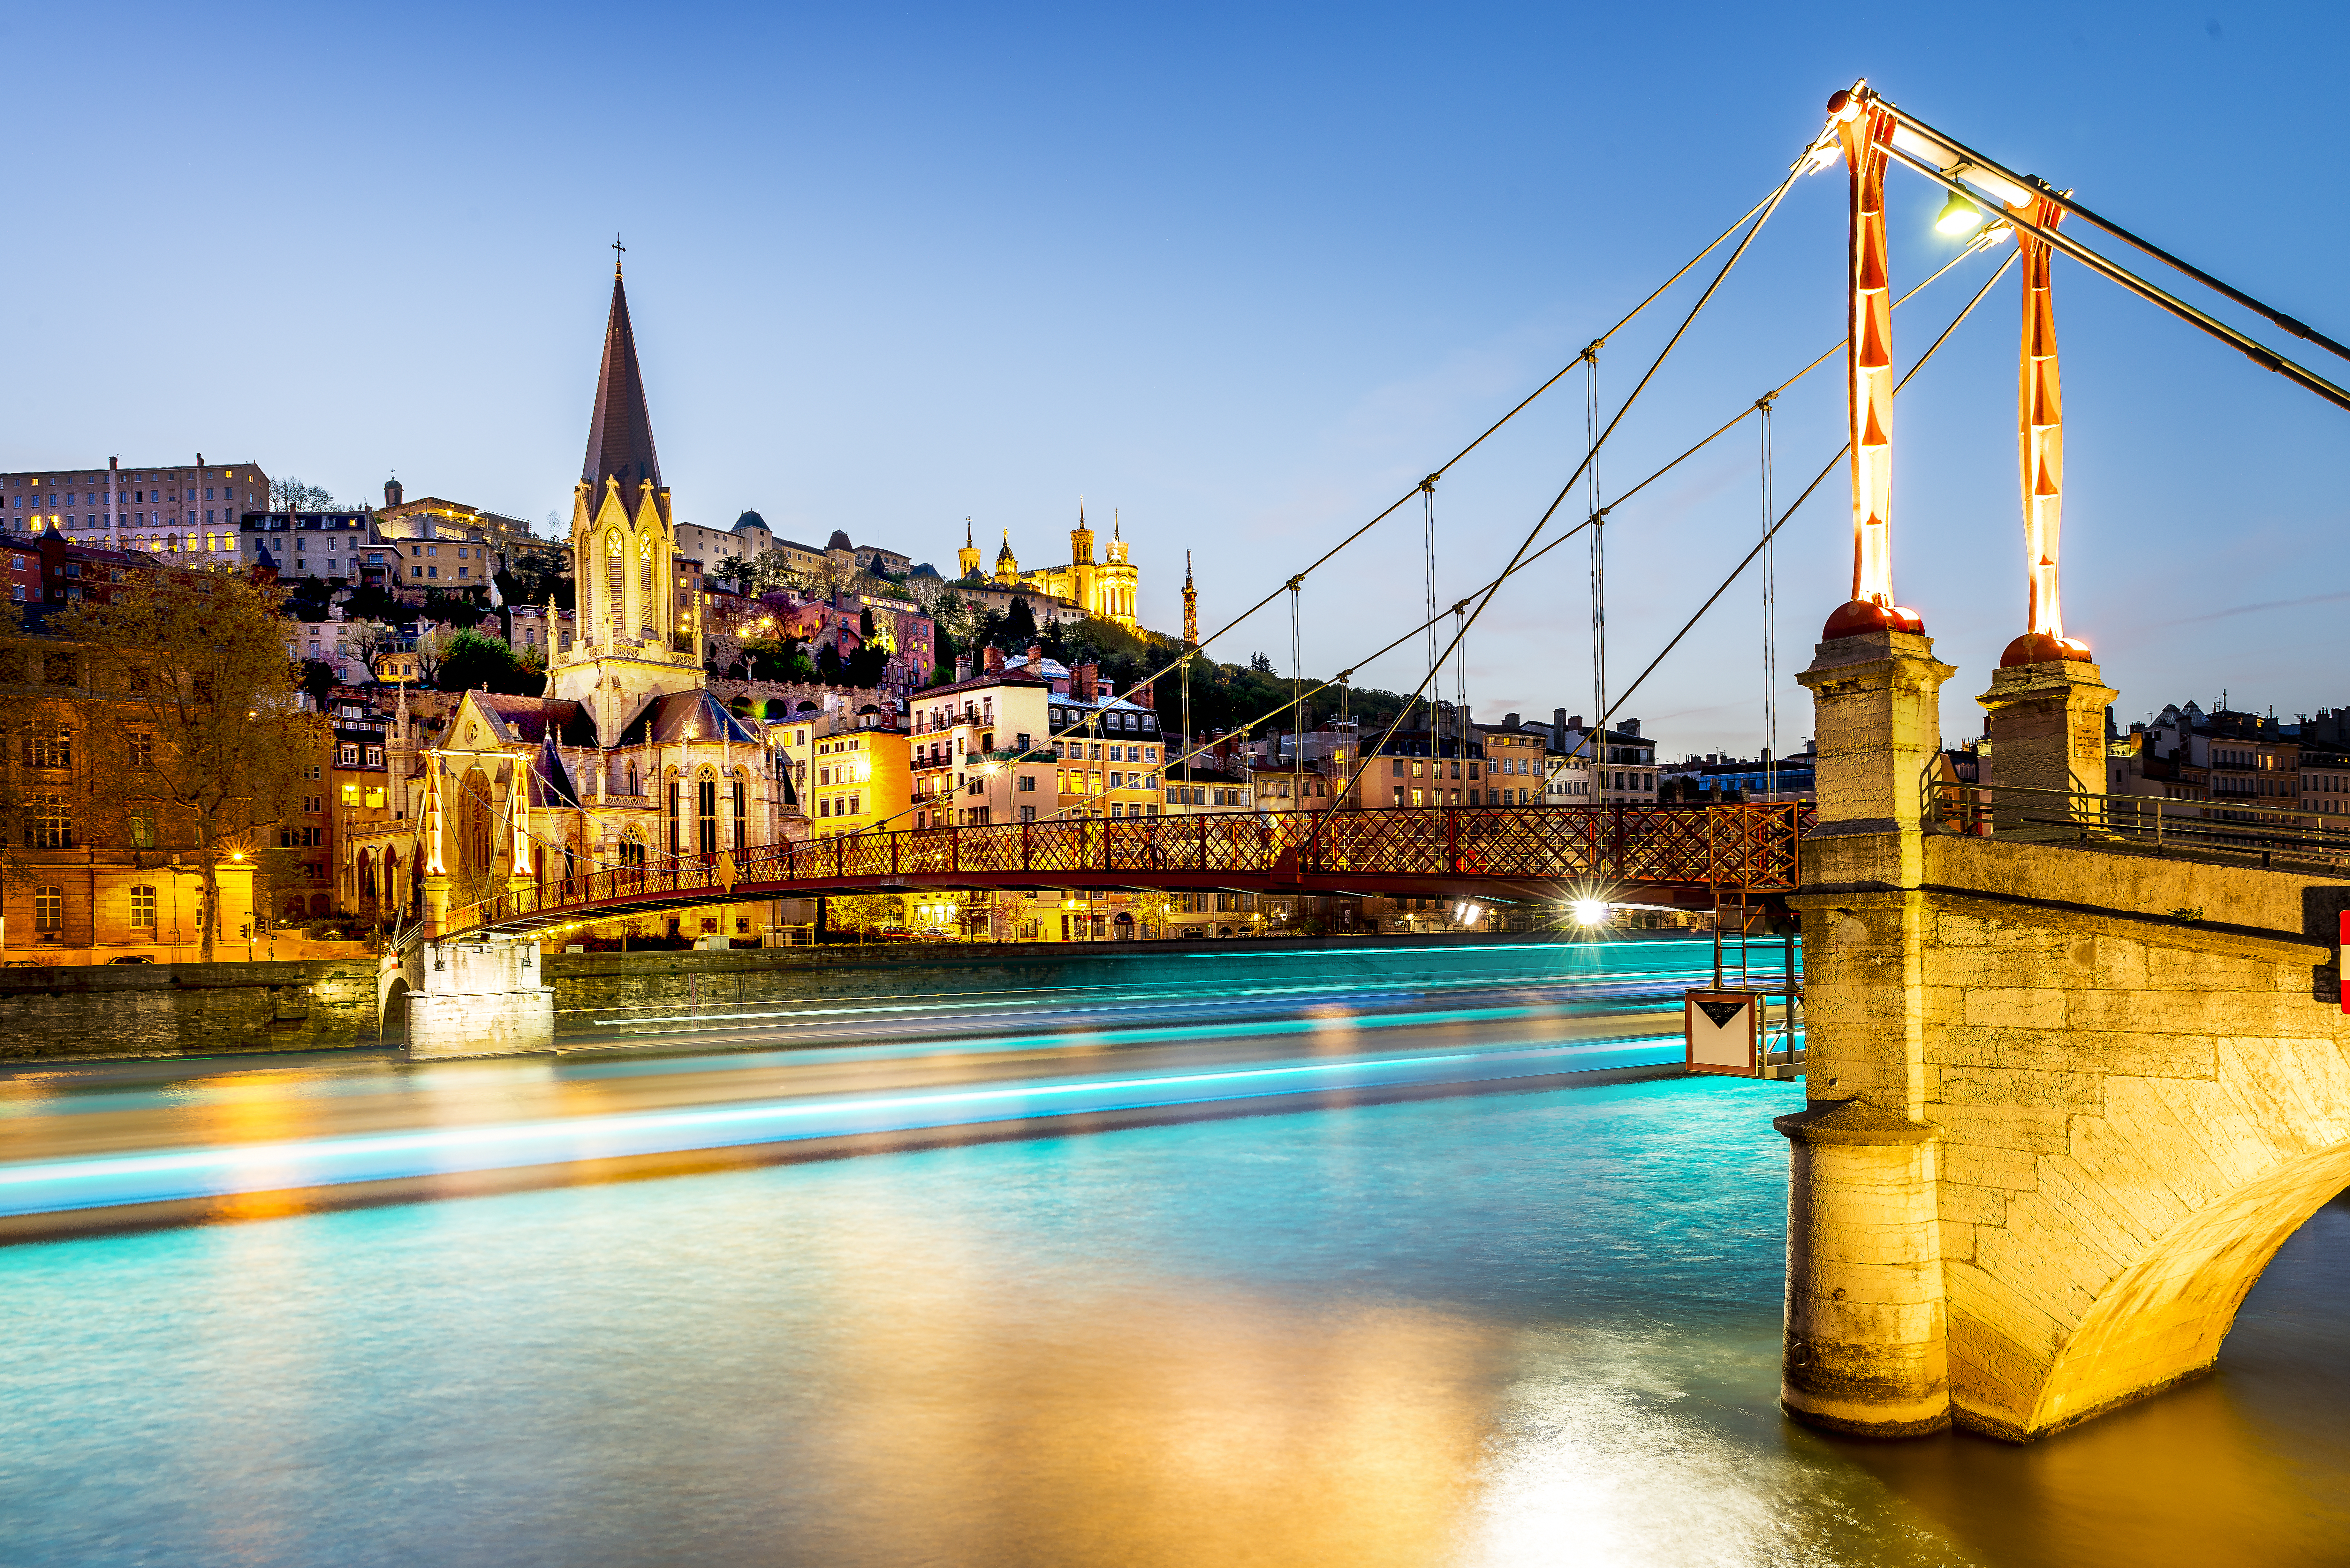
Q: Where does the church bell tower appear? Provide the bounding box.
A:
[550,256,702,741]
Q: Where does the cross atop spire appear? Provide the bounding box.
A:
[582,265,662,494]
[612,236,625,277]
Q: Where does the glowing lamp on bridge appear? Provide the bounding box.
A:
[1571,899,1610,927]
[1934,191,1986,236]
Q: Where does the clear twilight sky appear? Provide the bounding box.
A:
[6,2,2344,754]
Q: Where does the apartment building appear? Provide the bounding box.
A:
[376,479,544,566]
[1362,726,1482,809]
[772,704,910,838]
[675,511,831,584]
[2,457,270,550]
[1029,656,1166,820]
[4,530,145,618]
[244,511,381,580]
[1474,719,1553,806]
[905,666,1057,828]
[1557,717,1658,804]
[1162,751,1254,813]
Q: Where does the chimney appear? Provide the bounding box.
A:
[982,647,1004,675]
[1128,678,1153,709]
[1568,715,1584,731]
[955,654,972,683]
[1504,712,1519,730]
[1554,707,1567,735]
[1072,662,1097,702]
[1027,644,1043,665]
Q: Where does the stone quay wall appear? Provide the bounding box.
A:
[0,932,1582,1062]
[0,959,383,1061]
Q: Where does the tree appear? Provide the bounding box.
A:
[825,893,903,935]
[413,628,450,686]
[48,566,329,962]
[285,575,336,622]
[858,605,877,641]
[298,660,339,706]
[436,629,532,694]
[341,618,395,678]
[269,476,341,513]
[1003,595,1038,643]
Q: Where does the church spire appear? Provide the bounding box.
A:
[582,267,662,494]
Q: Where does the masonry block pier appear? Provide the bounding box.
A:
[1784,629,2350,1441]
[395,939,555,1059]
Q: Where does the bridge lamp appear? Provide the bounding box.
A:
[1934,191,1986,237]
[1571,898,1609,927]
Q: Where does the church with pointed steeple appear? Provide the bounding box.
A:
[400,260,799,941]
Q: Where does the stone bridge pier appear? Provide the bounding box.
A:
[379,938,555,1060]
[1781,626,2350,1441]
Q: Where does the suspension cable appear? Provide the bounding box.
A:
[1331,155,1810,810]
[1593,247,2021,736]
[1051,181,1804,789]
[1586,345,1604,774]
[433,236,2007,943]
[1759,392,1778,801]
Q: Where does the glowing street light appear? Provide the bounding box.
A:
[1934,190,1986,236]
[1571,898,1610,927]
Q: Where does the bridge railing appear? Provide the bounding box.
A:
[1924,775,2350,871]
[441,803,1802,938]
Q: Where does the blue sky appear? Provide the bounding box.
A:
[6,2,2344,753]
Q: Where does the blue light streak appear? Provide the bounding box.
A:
[0,1036,1684,1219]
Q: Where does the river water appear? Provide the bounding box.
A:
[4,1072,2345,1565]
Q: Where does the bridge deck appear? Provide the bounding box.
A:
[447,803,1801,938]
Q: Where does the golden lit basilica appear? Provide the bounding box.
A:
[957,506,1141,631]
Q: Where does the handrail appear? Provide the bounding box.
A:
[426,802,1804,940]
[1923,774,2350,871]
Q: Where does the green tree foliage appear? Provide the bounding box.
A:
[298,660,339,706]
[1002,595,1037,642]
[435,629,539,695]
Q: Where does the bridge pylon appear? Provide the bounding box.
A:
[1780,623,1958,1437]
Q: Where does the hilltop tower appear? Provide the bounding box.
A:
[957,519,981,581]
[1182,550,1197,646]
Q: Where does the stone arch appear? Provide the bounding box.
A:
[1961,1131,2350,1441]
[378,973,411,1044]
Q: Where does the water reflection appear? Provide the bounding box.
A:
[0,1081,2343,1567]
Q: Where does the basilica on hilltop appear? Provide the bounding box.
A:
[957,504,1141,631]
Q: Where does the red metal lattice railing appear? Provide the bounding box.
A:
[440,803,1801,938]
